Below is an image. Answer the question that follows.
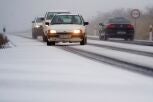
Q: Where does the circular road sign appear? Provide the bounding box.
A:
[131,9,141,19]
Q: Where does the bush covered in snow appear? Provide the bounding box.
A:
[0,33,8,48]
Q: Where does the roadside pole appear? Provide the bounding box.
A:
[149,25,153,41]
[131,9,141,36]
[134,19,137,34]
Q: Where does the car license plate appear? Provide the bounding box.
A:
[117,31,126,34]
[60,35,69,39]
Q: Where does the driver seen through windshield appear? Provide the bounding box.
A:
[51,15,82,25]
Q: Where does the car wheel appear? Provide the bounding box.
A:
[103,35,108,40]
[80,37,87,45]
[99,35,103,40]
[32,32,37,39]
[47,40,55,46]
[101,32,108,40]
[129,37,134,41]
[43,35,47,42]
[100,32,108,41]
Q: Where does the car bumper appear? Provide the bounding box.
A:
[105,30,134,38]
[106,33,134,38]
[48,37,82,42]
[47,33,84,42]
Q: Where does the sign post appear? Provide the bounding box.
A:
[149,25,153,41]
[131,9,141,35]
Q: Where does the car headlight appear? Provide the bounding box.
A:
[35,25,40,28]
[73,30,81,34]
[50,30,57,34]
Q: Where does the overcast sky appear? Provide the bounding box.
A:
[0,0,153,32]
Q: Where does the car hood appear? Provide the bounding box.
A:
[45,20,51,23]
[49,24,85,33]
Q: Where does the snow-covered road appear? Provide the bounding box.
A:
[88,39,153,54]
[0,34,153,102]
[71,44,153,69]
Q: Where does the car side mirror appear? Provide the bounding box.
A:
[45,22,50,26]
[84,22,89,25]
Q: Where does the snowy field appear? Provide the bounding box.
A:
[0,34,153,102]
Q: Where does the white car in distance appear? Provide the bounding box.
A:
[46,14,89,46]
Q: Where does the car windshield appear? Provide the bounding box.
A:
[46,13,55,20]
[109,17,130,24]
[36,18,43,23]
[46,12,70,20]
[51,15,82,25]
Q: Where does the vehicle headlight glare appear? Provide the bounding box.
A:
[50,30,56,34]
[35,25,40,28]
[74,30,81,34]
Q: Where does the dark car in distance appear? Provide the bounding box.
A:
[98,17,134,41]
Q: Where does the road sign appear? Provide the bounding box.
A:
[131,9,141,35]
[131,9,141,19]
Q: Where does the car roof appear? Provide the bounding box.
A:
[47,11,70,14]
[107,17,129,20]
[36,17,44,19]
[106,17,131,24]
[54,13,80,16]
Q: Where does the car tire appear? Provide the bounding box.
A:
[80,37,87,45]
[129,36,134,41]
[104,35,108,40]
[101,33,108,40]
[99,35,103,40]
[43,35,47,42]
[47,40,55,46]
[32,31,37,39]
[100,32,108,41]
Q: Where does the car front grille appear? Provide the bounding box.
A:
[56,32,72,35]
